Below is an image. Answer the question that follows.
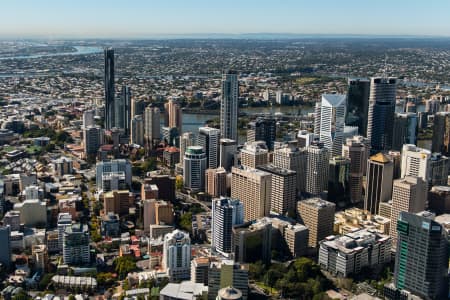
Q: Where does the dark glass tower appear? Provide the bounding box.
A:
[346,78,370,136]
[367,77,397,154]
[220,70,238,141]
[115,85,131,134]
[393,212,448,299]
[104,48,115,130]
[247,118,277,151]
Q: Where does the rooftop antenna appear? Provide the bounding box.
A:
[383,54,388,78]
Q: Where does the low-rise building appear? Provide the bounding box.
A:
[334,208,391,235]
[318,229,391,277]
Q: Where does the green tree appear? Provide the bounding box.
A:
[179,212,192,232]
[114,256,137,279]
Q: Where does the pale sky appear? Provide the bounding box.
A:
[1,0,450,38]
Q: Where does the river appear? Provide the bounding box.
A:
[0,46,103,61]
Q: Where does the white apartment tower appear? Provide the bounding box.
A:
[163,229,191,281]
[211,197,244,255]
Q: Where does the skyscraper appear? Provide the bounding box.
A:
[130,115,144,146]
[400,144,431,187]
[83,126,104,157]
[297,197,335,248]
[391,212,448,299]
[179,132,195,167]
[367,77,397,153]
[198,127,220,169]
[208,260,248,300]
[231,166,271,222]
[219,138,237,171]
[318,94,347,157]
[392,113,418,150]
[0,226,11,268]
[328,156,351,206]
[164,99,182,131]
[205,167,228,198]
[163,229,191,281]
[144,106,161,146]
[257,164,297,215]
[220,70,239,141]
[211,197,244,255]
[183,146,207,191]
[63,223,90,265]
[305,142,329,196]
[430,153,449,186]
[104,48,115,130]
[346,78,370,135]
[273,144,307,195]
[115,85,131,134]
[432,112,450,156]
[240,141,268,168]
[389,176,427,243]
[342,136,369,203]
[365,153,394,214]
[247,118,276,151]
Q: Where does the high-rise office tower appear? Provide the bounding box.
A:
[392,113,418,150]
[179,132,195,167]
[240,141,268,169]
[391,212,448,300]
[365,153,394,214]
[163,229,191,281]
[183,146,207,191]
[305,142,329,196]
[63,223,90,265]
[432,112,450,156]
[219,138,237,171]
[346,78,370,135]
[198,127,220,169]
[0,226,11,268]
[164,99,182,131]
[83,126,104,157]
[115,85,131,134]
[104,48,115,130]
[232,219,272,264]
[389,176,427,243]
[430,153,449,186]
[429,186,450,215]
[144,106,160,145]
[297,197,335,248]
[273,144,307,195]
[342,136,369,203]
[247,118,277,151]
[211,197,244,255]
[328,156,351,206]
[401,144,431,186]
[257,164,297,215]
[220,70,238,141]
[231,166,271,222]
[318,94,347,157]
[205,167,228,198]
[367,77,397,153]
[130,115,144,146]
